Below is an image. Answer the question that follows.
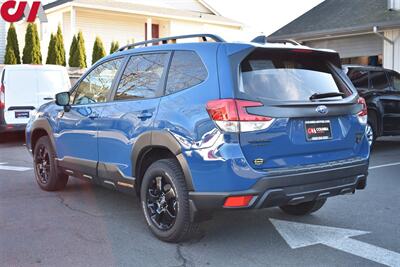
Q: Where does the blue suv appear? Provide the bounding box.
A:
[26,34,370,242]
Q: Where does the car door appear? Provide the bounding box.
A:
[384,70,400,134]
[54,58,124,178]
[97,52,170,186]
[369,70,398,135]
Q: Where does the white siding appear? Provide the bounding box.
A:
[116,0,213,14]
[383,29,400,72]
[305,34,383,59]
[76,9,154,65]
[0,21,6,64]
[170,20,242,41]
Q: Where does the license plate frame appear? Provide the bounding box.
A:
[15,111,30,119]
[305,120,332,141]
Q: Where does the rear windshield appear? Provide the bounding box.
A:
[238,50,350,102]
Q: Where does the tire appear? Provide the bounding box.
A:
[367,111,378,148]
[33,136,68,191]
[140,158,199,243]
[279,199,326,216]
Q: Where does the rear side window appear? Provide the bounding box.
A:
[115,53,167,101]
[370,71,390,90]
[165,51,207,95]
[347,69,369,88]
[239,50,349,102]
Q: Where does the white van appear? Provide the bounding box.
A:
[0,65,71,133]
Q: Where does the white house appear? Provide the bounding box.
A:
[269,0,400,72]
[6,0,243,65]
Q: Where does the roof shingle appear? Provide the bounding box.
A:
[269,0,400,40]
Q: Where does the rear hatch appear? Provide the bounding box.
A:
[235,48,366,170]
[3,67,70,125]
[3,68,38,125]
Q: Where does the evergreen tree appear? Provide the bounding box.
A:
[54,25,66,66]
[110,41,119,54]
[4,45,17,65]
[68,35,77,67]
[46,33,56,64]
[75,31,87,68]
[4,23,20,64]
[92,36,106,64]
[22,23,42,64]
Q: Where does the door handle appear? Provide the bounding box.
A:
[43,97,54,100]
[137,112,153,119]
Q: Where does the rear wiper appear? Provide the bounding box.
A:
[309,92,345,101]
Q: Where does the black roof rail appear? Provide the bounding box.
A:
[117,33,226,52]
[251,35,301,46]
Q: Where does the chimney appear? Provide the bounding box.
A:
[388,0,400,10]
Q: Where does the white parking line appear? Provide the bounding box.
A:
[369,162,400,170]
[0,163,32,172]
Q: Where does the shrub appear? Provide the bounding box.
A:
[4,45,17,65]
[76,31,87,68]
[4,23,20,64]
[68,35,77,67]
[92,36,106,64]
[46,33,56,64]
[54,25,66,66]
[22,23,42,64]
[70,31,87,68]
[110,41,119,54]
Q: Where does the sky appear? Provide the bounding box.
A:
[206,0,324,37]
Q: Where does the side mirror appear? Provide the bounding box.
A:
[55,92,71,112]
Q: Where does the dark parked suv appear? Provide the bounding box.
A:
[26,34,370,242]
[344,65,400,145]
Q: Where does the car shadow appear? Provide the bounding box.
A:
[373,136,400,153]
[0,132,26,145]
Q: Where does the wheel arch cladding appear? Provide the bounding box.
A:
[30,119,56,154]
[132,131,195,193]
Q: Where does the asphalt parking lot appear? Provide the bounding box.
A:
[0,133,399,267]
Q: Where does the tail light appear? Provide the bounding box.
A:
[0,84,5,110]
[357,97,367,124]
[224,195,256,208]
[206,99,275,133]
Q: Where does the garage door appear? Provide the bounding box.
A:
[305,34,383,58]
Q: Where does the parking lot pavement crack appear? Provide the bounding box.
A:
[57,194,104,218]
[173,243,192,267]
[172,232,205,267]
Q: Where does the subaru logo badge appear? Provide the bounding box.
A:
[316,105,328,114]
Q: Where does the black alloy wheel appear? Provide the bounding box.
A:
[140,159,199,242]
[35,144,51,185]
[146,175,178,230]
[33,136,68,191]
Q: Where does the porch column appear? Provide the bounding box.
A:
[146,17,152,42]
[383,29,400,72]
[70,7,76,36]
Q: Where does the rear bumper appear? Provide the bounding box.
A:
[189,158,368,211]
[0,110,26,133]
[0,123,26,133]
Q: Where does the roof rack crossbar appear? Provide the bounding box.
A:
[117,33,225,52]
